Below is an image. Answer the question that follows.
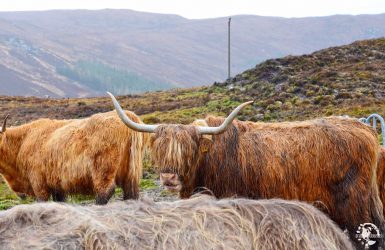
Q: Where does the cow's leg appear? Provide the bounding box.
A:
[122,177,139,200]
[122,150,141,200]
[93,171,116,205]
[95,183,115,205]
[16,193,27,200]
[52,190,66,202]
[92,156,118,205]
[33,188,50,202]
[30,174,50,202]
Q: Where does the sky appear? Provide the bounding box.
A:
[1,0,385,19]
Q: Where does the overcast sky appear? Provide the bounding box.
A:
[1,0,385,19]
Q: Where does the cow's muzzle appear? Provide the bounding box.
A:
[160,173,182,192]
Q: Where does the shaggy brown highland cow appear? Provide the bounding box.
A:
[0,111,146,204]
[0,195,353,249]
[109,92,384,243]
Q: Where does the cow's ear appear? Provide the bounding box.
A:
[199,136,213,153]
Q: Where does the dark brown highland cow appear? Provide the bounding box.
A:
[0,196,353,249]
[109,93,385,243]
[0,111,146,204]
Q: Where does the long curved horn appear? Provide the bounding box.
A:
[107,92,158,133]
[108,92,252,135]
[197,101,253,135]
[0,114,9,133]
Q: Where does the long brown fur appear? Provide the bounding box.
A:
[151,116,384,240]
[0,111,146,204]
[0,195,353,249]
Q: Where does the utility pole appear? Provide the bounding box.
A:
[228,17,231,80]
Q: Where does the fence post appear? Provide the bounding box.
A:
[359,114,385,146]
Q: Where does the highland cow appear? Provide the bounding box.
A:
[0,110,146,204]
[109,92,385,242]
[0,195,353,249]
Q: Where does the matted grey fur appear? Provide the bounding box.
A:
[0,195,352,249]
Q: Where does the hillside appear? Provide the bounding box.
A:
[1,10,385,97]
[1,38,384,126]
[1,38,385,209]
[218,38,385,121]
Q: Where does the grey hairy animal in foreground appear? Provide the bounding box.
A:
[0,195,352,250]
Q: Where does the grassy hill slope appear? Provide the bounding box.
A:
[1,38,384,125]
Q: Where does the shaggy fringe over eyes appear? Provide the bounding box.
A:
[0,196,352,250]
[151,125,201,175]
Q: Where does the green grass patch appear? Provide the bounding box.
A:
[140,179,157,190]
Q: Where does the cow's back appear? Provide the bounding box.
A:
[16,111,143,194]
[201,116,379,199]
[198,116,382,236]
[16,119,70,173]
[239,118,378,198]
